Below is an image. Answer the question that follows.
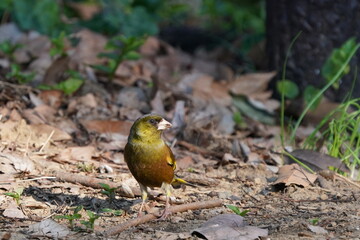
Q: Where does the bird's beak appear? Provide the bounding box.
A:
[157,118,172,130]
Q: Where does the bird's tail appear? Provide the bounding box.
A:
[171,177,196,188]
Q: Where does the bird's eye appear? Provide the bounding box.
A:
[148,119,157,125]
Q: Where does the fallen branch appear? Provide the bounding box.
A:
[52,171,141,198]
[102,199,223,236]
[177,141,223,158]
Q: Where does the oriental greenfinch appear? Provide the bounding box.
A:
[124,114,187,218]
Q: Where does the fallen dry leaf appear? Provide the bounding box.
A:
[57,146,95,162]
[27,219,71,238]
[229,72,276,98]
[0,152,34,173]
[30,124,72,141]
[192,214,268,240]
[81,120,132,135]
[140,36,161,57]
[289,149,349,173]
[72,29,107,65]
[273,164,317,187]
[307,225,328,234]
[38,90,64,109]
[3,203,27,219]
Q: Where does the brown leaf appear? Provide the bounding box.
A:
[42,56,70,85]
[39,90,64,109]
[72,29,107,65]
[30,124,72,141]
[58,146,95,162]
[274,164,317,187]
[81,120,132,135]
[139,36,161,57]
[67,2,100,20]
[191,74,231,106]
[229,72,276,98]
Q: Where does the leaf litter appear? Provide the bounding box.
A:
[0,25,359,240]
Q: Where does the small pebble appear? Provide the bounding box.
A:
[254,177,262,185]
[320,194,328,200]
[217,191,231,199]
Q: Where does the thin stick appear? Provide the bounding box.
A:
[19,176,56,182]
[102,199,223,236]
[39,130,55,153]
[52,171,141,197]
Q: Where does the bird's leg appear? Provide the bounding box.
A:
[138,183,149,217]
[159,182,173,219]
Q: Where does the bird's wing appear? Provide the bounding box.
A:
[165,144,176,170]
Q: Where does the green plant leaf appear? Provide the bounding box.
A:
[321,37,357,89]
[226,205,241,215]
[276,80,299,99]
[12,0,66,37]
[304,85,322,111]
[98,52,119,60]
[226,205,250,216]
[91,64,112,73]
[99,183,110,190]
[123,51,141,60]
[55,78,84,95]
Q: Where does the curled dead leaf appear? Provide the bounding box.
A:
[273,164,317,187]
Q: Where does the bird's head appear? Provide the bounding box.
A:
[128,114,172,142]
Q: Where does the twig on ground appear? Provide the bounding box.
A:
[52,171,141,197]
[102,199,223,236]
[39,130,54,153]
[334,173,360,189]
[177,140,223,158]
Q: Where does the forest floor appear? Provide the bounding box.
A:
[0,24,359,240]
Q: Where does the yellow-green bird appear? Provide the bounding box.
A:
[124,114,185,218]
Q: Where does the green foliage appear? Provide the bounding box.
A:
[290,40,360,142]
[101,208,123,216]
[309,218,319,225]
[93,35,145,82]
[6,64,35,84]
[304,85,322,111]
[226,205,250,216]
[201,0,265,52]
[38,71,84,95]
[233,111,246,128]
[99,183,117,200]
[55,206,83,230]
[321,37,357,89]
[303,99,360,179]
[276,80,299,99]
[4,187,23,205]
[202,0,264,33]
[80,210,100,231]
[82,0,158,36]
[50,32,68,57]
[0,0,66,37]
[0,40,22,61]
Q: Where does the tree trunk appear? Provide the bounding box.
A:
[266,0,360,101]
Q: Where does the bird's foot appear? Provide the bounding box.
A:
[157,199,171,220]
[158,208,172,220]
[137,202,152,217]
